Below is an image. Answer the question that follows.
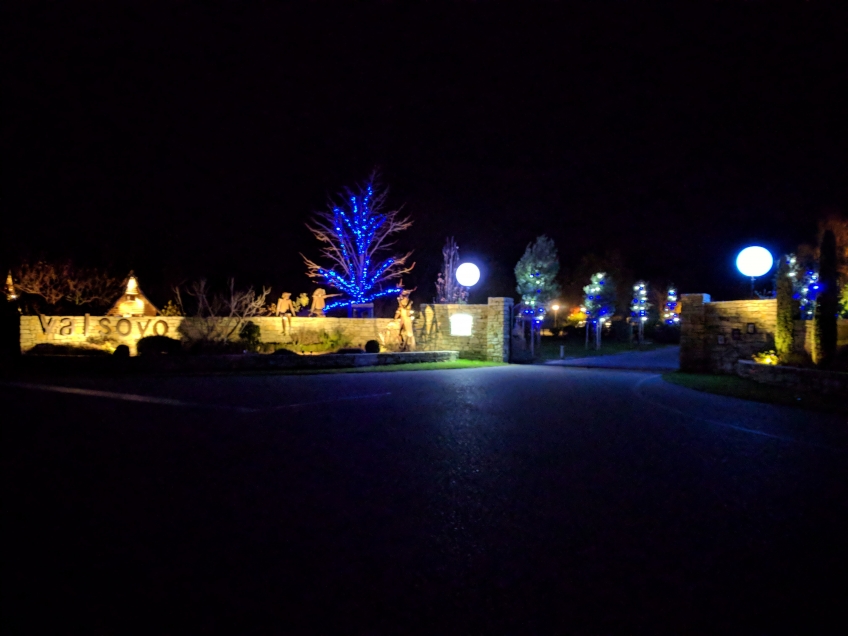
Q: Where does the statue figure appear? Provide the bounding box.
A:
[276,292,297,333]
[395,289,416,351]
[309,288,340,316]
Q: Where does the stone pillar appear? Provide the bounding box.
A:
[486,297,513,362]
[679,293,710,372]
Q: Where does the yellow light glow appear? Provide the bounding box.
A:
[752,350,779,365]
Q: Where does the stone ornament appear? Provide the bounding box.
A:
[309,288,340,316]
[395,289,416,351]
[276,292,297,333]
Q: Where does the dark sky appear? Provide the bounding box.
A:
[3,1,846,306]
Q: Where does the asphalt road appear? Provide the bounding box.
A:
[546,344,681,370]
[3,366,847,633]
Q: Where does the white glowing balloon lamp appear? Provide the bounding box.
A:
[736,246,773,278]
[455,262,481,287]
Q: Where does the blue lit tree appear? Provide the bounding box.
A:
[663,284,680,325]
[515,235,561,309]
[303,174,414,311]
[515,235,561,355]
[630,280,650,343]
[583,272,616,349]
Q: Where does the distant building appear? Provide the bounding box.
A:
[107,275,158,317]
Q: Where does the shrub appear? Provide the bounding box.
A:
[240,321,262,352]
[320,329,351,351]
[137,335,182,356]
[113,344,130,357]
[337,347,365,354]
[364,339,380,353]
[752,349,779,365]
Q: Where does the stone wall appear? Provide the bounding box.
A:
[679,294,848,373]
[19,297,513,362]
[413,298,512,362]
[680,295,777,373]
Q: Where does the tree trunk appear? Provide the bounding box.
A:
[775,257,795,359]
[815,230,839,367]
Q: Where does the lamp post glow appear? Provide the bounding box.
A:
[455,262,480,287]
[551,303,560,328]
[736,246,774,297]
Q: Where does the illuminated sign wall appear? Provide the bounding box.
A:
[449,313,473,336]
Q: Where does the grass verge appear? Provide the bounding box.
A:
[663,371,848,416]
[276,359,506,375]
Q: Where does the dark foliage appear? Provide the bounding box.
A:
[240,321,262,352]
[113,345,130,357]
[137,335,183,356]
[650,323,681,344]
[815,230,839,367]
[775,258,796,359]
[365,340,381,354]
[336,347,366,354]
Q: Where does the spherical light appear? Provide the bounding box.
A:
[455,262,480,287]
[551,304,560,311]
[736,246,773,278]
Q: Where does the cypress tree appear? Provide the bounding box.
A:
[814,230,838,367]
[775,257,795,360]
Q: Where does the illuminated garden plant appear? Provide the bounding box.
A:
[630,280,650,342]
[583,272,616,350]
[303,173,414,311]
[663,285,680,325]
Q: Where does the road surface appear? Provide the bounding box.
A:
[3,365,847,633]
[546,344,681,370]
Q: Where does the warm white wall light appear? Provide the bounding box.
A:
[450,313,473,336]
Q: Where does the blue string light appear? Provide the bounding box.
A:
[663,285,679,325]
[313,182,403,310]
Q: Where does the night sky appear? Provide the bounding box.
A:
[4,2,846,308]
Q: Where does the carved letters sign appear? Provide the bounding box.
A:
[38,315,171,338]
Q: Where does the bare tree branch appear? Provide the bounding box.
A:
[302,172,414,309]
[13,260,122,310]
[175,278,270,343]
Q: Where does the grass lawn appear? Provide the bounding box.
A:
[663,371,848,416]
[282,359,506,375]
[537,337,670,360]
[168,359,507,377]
